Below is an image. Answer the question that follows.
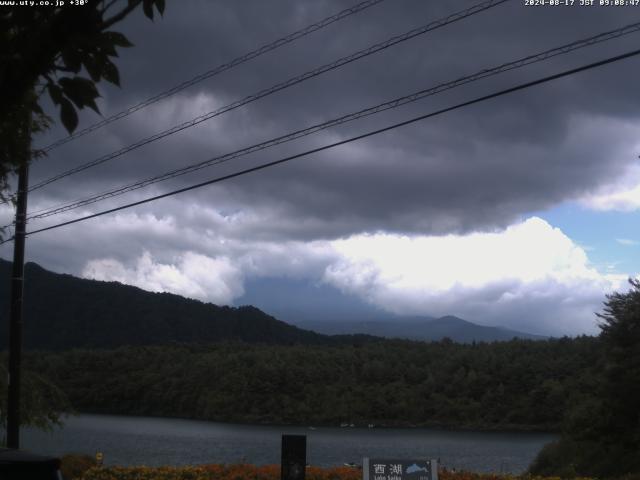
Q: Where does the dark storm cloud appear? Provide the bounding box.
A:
[20,0,640,242]
[25,0,640,244]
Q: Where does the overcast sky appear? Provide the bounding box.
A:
[3,0,640,336]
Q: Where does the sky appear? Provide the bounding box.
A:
[2,0,640,336]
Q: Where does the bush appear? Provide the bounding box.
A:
[529,438,640,479]
[60,453,97,480]
[528,439,582,478]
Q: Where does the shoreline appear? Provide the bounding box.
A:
[68,410,559,434]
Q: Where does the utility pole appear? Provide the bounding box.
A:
[6,115,30,449]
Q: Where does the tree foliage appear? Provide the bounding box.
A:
[0,361,72,438]
[597,278,640,445]
[26,337,601,431]
[530,279,640,478]
[0,0,165,204]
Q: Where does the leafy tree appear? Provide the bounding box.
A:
[530,279,640,478]
[0,362,71,442]
[0,0,166,205]
[596,278,640,448]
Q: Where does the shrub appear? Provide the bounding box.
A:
[60,453,97,480]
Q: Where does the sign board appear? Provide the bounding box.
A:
[363,459,437,480]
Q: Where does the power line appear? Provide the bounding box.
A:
[11,47,639,241]
[24,20,640,221]
[29,0,509,192]
[39,0,388,153]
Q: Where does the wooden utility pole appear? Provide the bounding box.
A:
[6,118,30,449]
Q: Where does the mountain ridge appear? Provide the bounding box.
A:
[238,277,546,342]
[0,259,346,350]
[1,259,545,349]
[294,314,547,342]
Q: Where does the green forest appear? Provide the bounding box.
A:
[26,337,598,431]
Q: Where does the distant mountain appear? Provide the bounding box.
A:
[0,259,356,350]
[237,277,547,342]
[296,315,547,343]
[236,276,395,325]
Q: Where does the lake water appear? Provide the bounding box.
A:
[23,414,556,474]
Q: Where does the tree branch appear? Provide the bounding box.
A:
[102,0,142,30]
[101,0,121,16]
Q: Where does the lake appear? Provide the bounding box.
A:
[23,414,556,474]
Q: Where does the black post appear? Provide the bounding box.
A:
[281,434,306,480]
[6,155,30,449]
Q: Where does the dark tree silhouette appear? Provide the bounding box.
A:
[0,0,166,204]
[596,279,640,447]
[530,279,640,478]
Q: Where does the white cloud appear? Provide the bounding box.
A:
[323,217,626,335]
[580,160,640,212]
[616,238,639,246]
[82,251,244,305]
[583,184,640,211]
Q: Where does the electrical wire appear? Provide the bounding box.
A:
[24,20,640,222]
[39,0,389,153]
[29,0,510,192]
[6,46,637,242]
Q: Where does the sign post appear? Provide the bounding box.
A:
[363,459,438,480]
[281,434,306,480]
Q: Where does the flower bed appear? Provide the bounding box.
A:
[79,464,361,480]
[74,463,597,480]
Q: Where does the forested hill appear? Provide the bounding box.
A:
[27,337,601,431]
[0,259,351,350]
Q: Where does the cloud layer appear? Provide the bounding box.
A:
[26,0,640,240]
[69,213,624,336]
[324,217,624,334]
[83,251,244,305]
